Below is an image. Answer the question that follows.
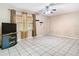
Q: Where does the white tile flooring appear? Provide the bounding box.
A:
[0,35,79,56]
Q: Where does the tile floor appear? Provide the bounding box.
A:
[0,36,79,56]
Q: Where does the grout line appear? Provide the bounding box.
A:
[18,42,32,56]
[64,39,78,56]
[20,40,40,55]
[15,46,21,56]
[21,39,49,56]
[8,48,10,56]
[46,39,74,55]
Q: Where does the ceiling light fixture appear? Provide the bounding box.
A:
[39,3,56,16]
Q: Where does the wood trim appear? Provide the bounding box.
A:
[32,14,37,37]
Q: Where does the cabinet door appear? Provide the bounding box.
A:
[2,35,9,49]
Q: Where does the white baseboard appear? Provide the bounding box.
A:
[49,34,79,40]
[17,34,46,42]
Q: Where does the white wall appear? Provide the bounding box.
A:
[49,12,79,39]
[0,4,11,22]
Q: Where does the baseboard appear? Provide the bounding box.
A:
[36,34,47,38]
[49,34,79,40]
[17,34,46,41]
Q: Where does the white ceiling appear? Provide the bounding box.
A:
[51,3,79,16]
[10,3,49,12]
[9,3,79,16]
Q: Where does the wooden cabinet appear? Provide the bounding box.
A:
[21,31,28,39]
